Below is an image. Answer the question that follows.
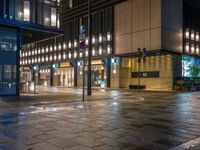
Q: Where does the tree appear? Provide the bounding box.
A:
[189,65,200,81]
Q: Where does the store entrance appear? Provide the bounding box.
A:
[91,65,105,87]
[56,67,74,87]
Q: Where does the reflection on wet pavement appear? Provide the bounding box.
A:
[0,88,199,149]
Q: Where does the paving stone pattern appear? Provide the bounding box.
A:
[0,88,199,150]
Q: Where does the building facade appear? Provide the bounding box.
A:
[20,0,200,91]
[0,0,62,95]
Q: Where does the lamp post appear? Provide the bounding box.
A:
[87,0,92,96]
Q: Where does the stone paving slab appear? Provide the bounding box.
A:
[0,88,200,149]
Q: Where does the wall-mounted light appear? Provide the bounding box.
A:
[92,48,95,56]
[86,38,88,45]
[68,41,72,48]
[38,48,41,54]
[196,45,199,54]
[107,45,111,54]
[191,30,195,40]
[80,52,83,58]
[74,40,77,47]
[86,49,88,57]
[69,51,72,59]
[78,61,81,67]
[185,42,190,52]
[113,69,117,74]
[99,34,103,43]
[50,45,53,52]
[50,55,53,61]
[46,46,49,53]
[191,43,195,53]
[185,28,190,39]
[54,54,57,61]
[74,51,77,58]
[58,53,61,60]
[35,57,37,63]
[63,42,66,49]
[42,56,44,62]
[58,44,61,50]
[46,55,49,62]
[42,47,45,53]
[54,44,57,51]
[99,46,102,55]
[92,36,95,44]
[63,53,66,59]
[112,58,116,64]
[196,32,199,42]
[107,32,111,41]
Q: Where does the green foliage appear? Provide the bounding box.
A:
[189,65,200,80]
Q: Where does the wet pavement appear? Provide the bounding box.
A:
[0,87,200,150]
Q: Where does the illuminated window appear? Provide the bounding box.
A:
[69,0,73,8]
[51,8,57,26]
[24,1,30,22]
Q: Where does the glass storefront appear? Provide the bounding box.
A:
[182,55,200,77]
[39,68,51,86]
[90,65,106,87]
[0,27,18,95]
[55,67,74,87]
[0,0,58,27]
